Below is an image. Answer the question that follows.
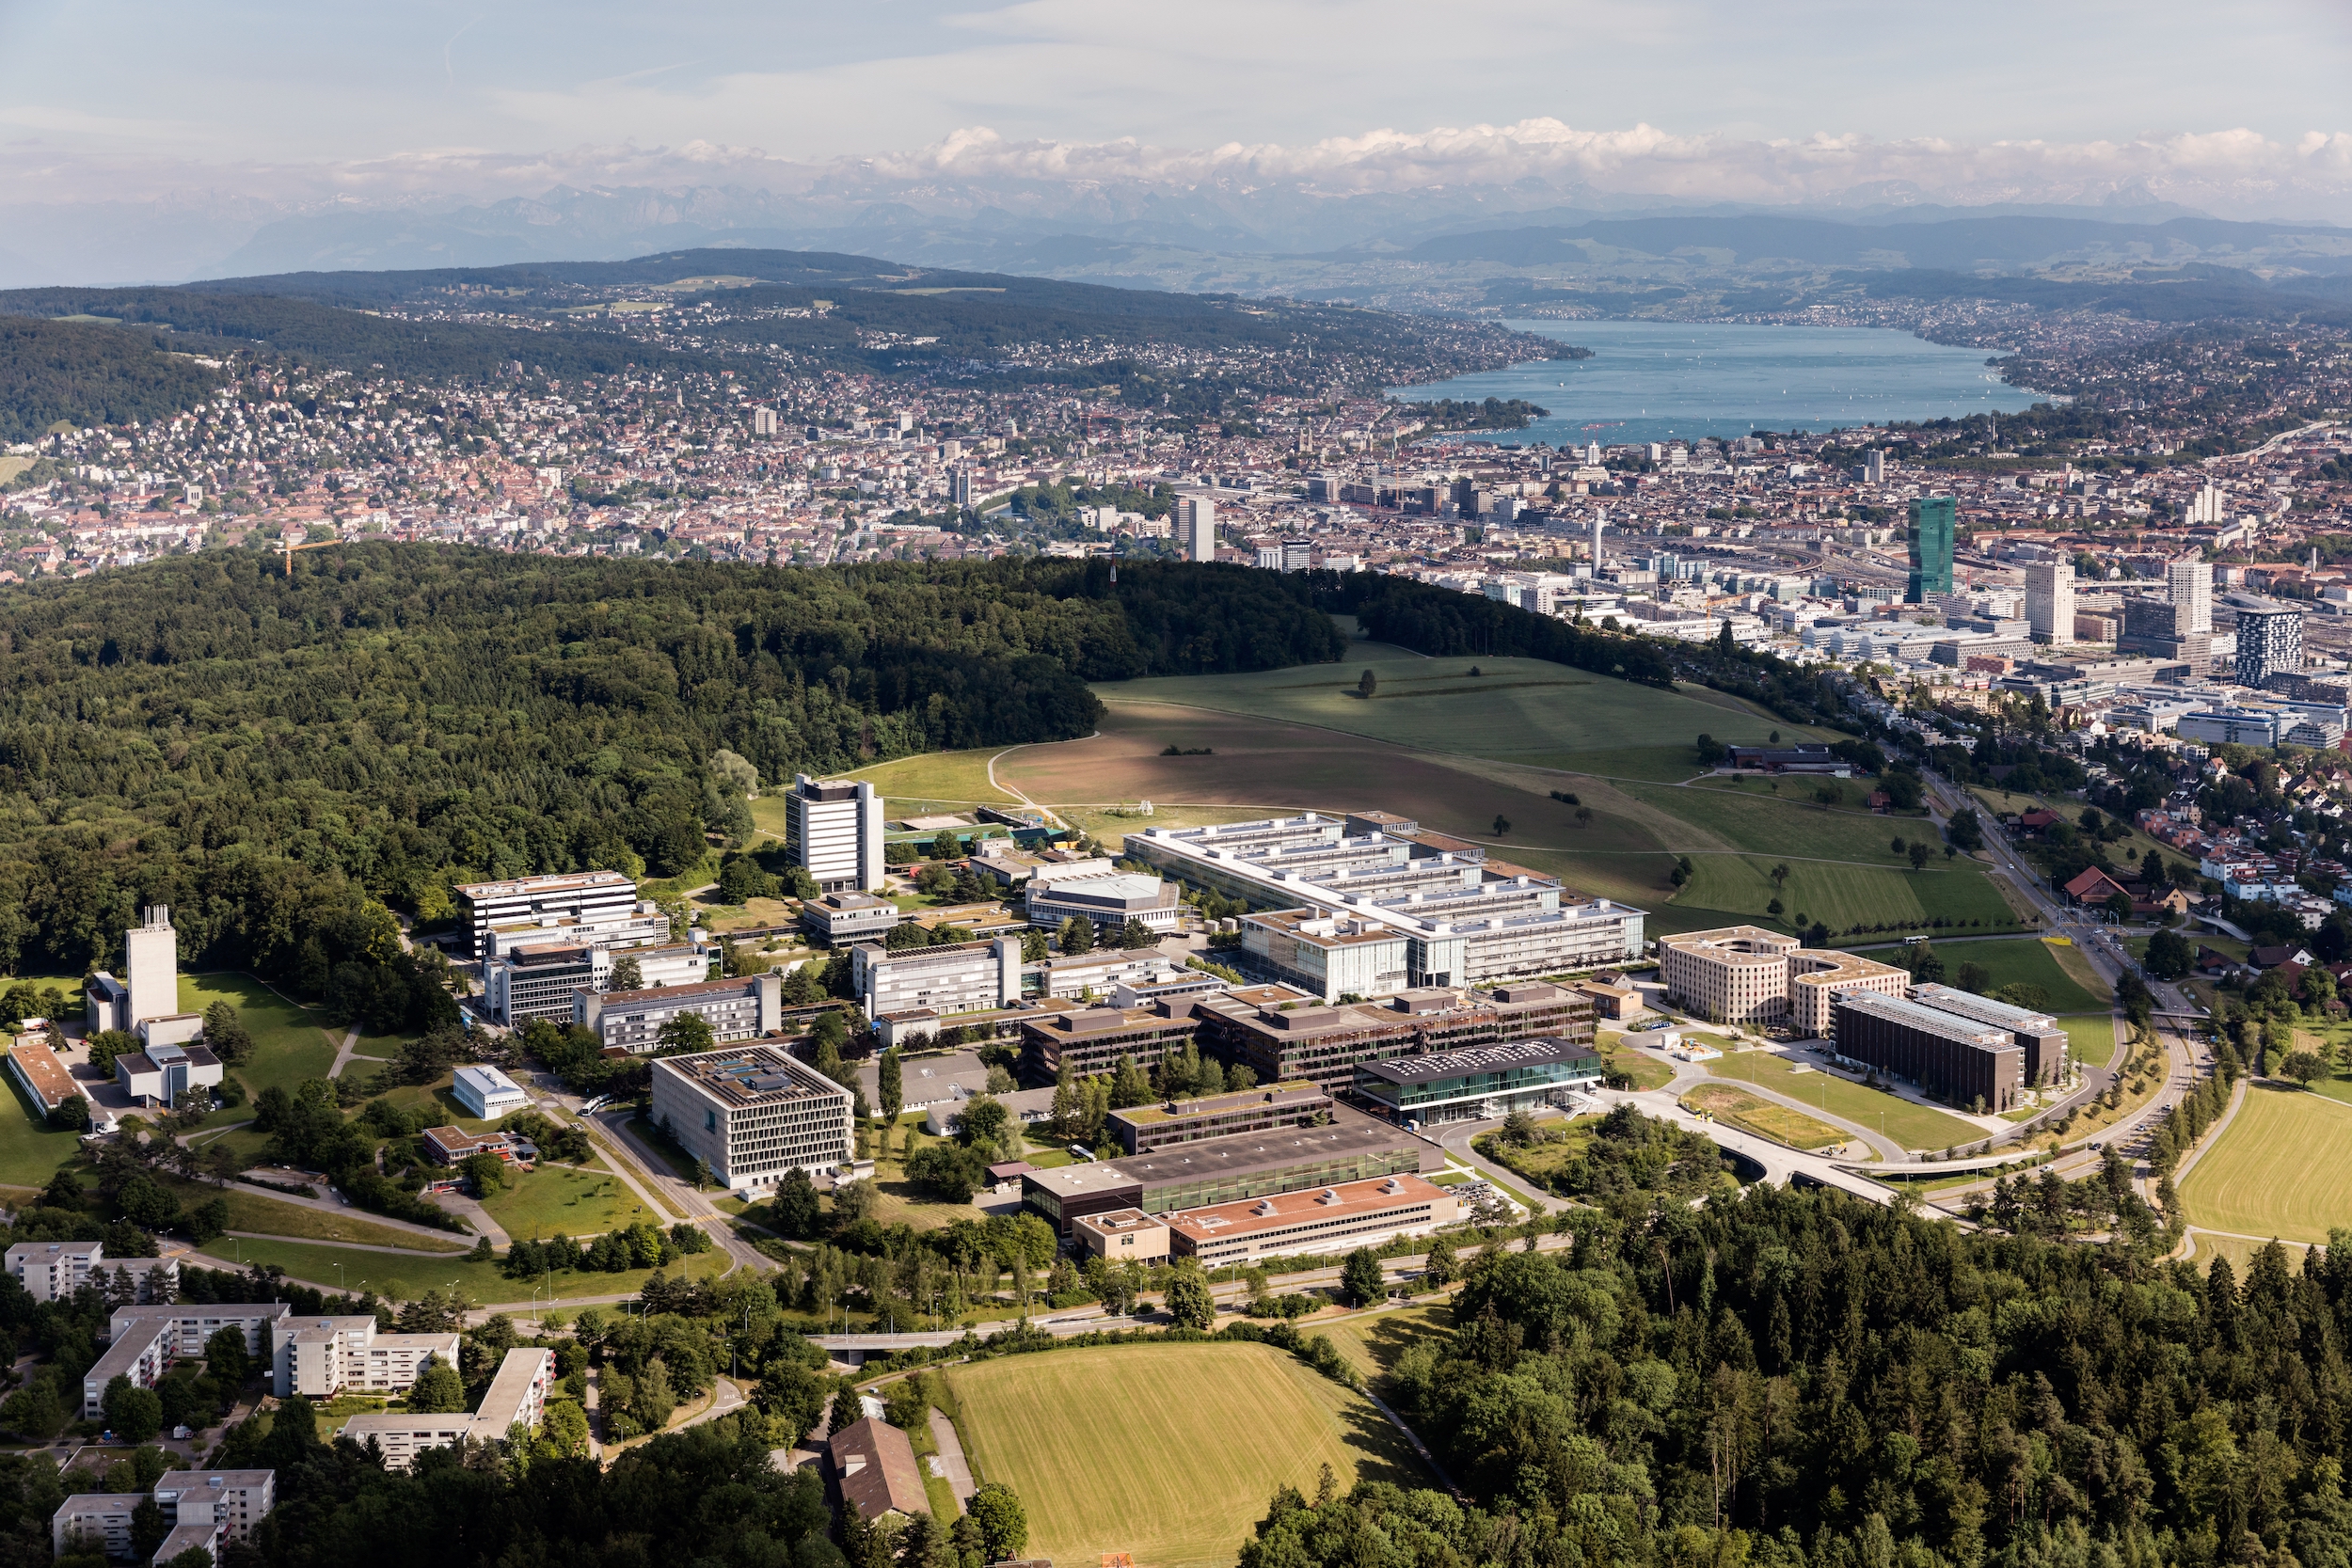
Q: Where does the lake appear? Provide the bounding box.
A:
[1390,320,2042,449]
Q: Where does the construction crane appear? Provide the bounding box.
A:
[277,535,340,576]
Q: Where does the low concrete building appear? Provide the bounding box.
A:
[1166,1173,1456,1265]
[1025,873,1184,938]
[6,1035,84,1118]
[1072,1208,1171,1264]
[452,1063,529,1119]
[650,1045,853,1194]
[421,1126,531,1166]
[920,1084,1057,1136]
[1107,1081,1331,1154]
[801,892,901,944]
[1028,944,1186,1002]
[115,1040,223,1110]
[574,973,783,1053]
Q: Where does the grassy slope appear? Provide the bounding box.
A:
[477,1158,659,1242]
[2180,1084,2352,1246]
[1316,1304,1454,1389]
[948,1341,1425,1568]
[1933,937,2108,1012]
[182,974,342,1099]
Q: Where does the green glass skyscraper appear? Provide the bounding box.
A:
[1907,496,1955,603]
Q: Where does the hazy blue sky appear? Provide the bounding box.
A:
[1,0,2347,212]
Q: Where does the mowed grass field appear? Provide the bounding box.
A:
[2180,1085,2352,1246]
[1317,1305,1455,1388]
[1926,937,2109,1012]
[949,1342,1426,1568]
[1683,1083,1849,1149]
[991,653,2021,939]
[1705,1051,1982,1150]
[477,1158,657,1242]
[1676,855,2019,939]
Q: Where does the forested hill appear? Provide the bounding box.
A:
[0,548,1342,989]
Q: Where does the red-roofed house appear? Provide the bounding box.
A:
[2063,867,2130,907]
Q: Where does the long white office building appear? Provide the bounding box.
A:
[454,871,642,959]
[1124,811,1645,990]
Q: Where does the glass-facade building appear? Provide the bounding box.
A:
[1352,1037,1605,1125]
[1907,496,1956,603]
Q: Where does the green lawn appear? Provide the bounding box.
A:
[182,974,341,1100]
[197,1235,730,1303]
[0,1064,87,1193]
[2060,1014,2122,1071]
[2180,1084,2352,1246]
[1617,783,1923,863]
[1704,1052,1983,1150]
[158,1178,469,1252]
[946,1341,1427,1568]
[1921,936,2107,1012]
[1676,856,2019,939]
[1100,655,1822,769]
[479,1159,660,1242]
[1683,1081,1851,1149]
[1316,1304,1455,1389]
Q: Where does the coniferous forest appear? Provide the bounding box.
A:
[1245,1171,2352,1568]
[0,546,1342,991]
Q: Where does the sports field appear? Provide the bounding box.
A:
[947,1341,1425,1568]
[1705,1051,1982,1150]
[2180,1084,2352,1246]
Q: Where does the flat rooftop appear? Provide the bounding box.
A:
[457,870,633,899]
[659,1046,846,1107]
[1112,1081,1327,1126]
[1356,1037,1603,1085]
[1167,1173,1448,1244]
[1025,1104,1415,1198]
[1908,982,2061,1032]
[1833,990,2015,1047]
[1243,909,1402,947]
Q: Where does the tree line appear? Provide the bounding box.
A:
[0,548,1341,998]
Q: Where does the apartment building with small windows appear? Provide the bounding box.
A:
[274,1315,461,1401]
[8,1241,177,1305]
[56,1472,276,1562]
[337,1348,554,1470]
[650,1045,854,1193]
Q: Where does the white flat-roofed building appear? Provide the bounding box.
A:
[82,1312,177,1419]
[274,1315,460,1401]
[1240,909,1409,1002]
[12,1242,179,1307]
[802,892,901,944]
[1125,813,1644,986]
[650,1045,853,1193]
[453,1063,529,1120]
[1029,944,1186,1002]
[1166,1173,1455,1265]
[151,1470,275,1542]
[786,774,885,895]
[115,1040,223,1109]
[485,935,710,1026]
[111,1303,289,1360]
[1024,873,1183,937]
[851,936,1023,1018]
[573,973,782,1054]
[454,870,641,959]
[337,1348,553,1470]
[481,899,671,959]
[52,1495,136,1559]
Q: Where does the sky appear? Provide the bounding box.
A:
[0,0,2348,275]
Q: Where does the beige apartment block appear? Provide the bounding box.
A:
[1658,926,1904,1033]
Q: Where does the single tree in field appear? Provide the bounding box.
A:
[2282,1050,2328,1088]
[1341,1247,1386,1308]
[1357,669,1377,698]
[1909,842,1931,871]
[1575,806,1594,830]
[1492,815,1510,837]
[1164,1263,1215,1329]
[1770,863,1790,891]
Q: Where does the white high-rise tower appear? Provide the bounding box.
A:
[2166,558,2213,633]
[124,907,178,1027]
[1177,494,1216,562]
